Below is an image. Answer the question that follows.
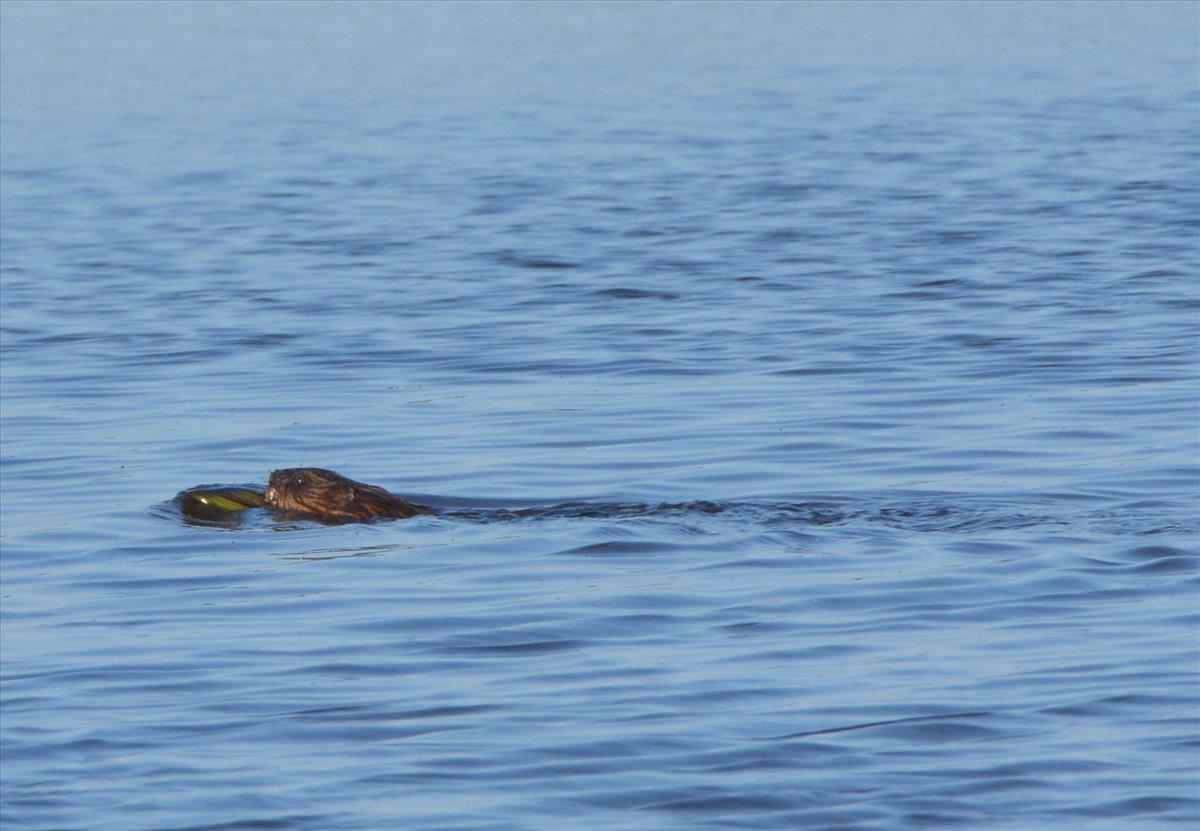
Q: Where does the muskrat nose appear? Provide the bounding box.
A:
[265,486,276,503]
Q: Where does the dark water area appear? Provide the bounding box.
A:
[2,2,1198,829]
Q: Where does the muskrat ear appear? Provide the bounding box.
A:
[332,485,357,506]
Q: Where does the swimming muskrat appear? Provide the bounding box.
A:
[176,467,722,526]
[265,467,434,523]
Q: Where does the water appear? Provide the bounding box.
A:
[2,2,1198,829]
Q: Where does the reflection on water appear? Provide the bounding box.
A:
[2,2,1198,830]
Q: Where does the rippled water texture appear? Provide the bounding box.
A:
[2,2,1198,829]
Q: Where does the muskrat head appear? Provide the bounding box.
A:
[265,467,430,523]
[265,467,348,514]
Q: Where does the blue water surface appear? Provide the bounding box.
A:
[2,2,1198,829]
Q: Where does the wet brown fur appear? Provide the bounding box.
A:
[265,468,433,524]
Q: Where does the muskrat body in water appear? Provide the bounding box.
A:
[177,467,720,526]
[265,467,433,523]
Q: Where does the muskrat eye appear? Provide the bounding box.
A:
[293,474,306,487]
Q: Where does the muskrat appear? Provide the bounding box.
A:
[265,467,434,524]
